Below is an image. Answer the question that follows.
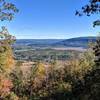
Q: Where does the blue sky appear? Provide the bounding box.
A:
[0,0,99,39]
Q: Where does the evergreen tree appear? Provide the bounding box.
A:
[76,0,100,67]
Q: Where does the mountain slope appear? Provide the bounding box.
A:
[14,37,96,48]
[53,37,96,48]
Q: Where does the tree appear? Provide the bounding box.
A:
[93,37,100,67]
[0,1,18,99]
[0,27,15,73]
[0,0,18,21]
[0,0,18,72]
[76,0,100,27]
[0,0,18,73]
[72,1,100,99]
[76,0,100,67]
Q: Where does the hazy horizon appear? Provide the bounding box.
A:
[16,36,97,39]
[0,0,99,39]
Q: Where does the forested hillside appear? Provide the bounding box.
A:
[0,0,100,100]
[13,37,96,48]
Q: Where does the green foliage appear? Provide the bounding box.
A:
[0,27,15,73]
[76,0,100,16]
[0,0,18,21]
[0,0,99,99]
[76,0,100,27]
[72,68,100,100]
[93,20,100,27]
[0,27,16,99]
[93,37,100,67]
[0,0,18,99]
[7,49,97,100]
[7,92,19,100]
[0,44,98,100]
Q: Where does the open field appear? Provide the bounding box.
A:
[53,47,87,51]
[14,48,83,61]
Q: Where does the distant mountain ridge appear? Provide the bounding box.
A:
[14,36,96,48]
[54,36,96,48]
[15,39,63,45]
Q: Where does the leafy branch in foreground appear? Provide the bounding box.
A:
[0,0,19,21]
[75,0,100,27]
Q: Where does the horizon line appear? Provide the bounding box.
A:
[16,36,97,39]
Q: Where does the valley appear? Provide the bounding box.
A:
[13,37,96,61]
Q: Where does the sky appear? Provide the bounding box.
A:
[0,0,99,39]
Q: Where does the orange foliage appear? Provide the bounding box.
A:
[0,75,13,98]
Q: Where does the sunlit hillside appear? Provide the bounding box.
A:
[0,0,99,100]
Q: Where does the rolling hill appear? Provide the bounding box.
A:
[53,36,96,48]
[14,36,96,48]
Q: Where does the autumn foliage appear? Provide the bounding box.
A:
[0,0,99,99]
[0,28,99,99]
